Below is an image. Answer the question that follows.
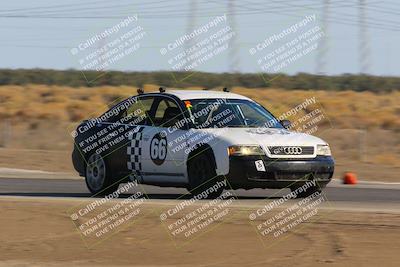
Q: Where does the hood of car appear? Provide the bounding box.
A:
[200,127,326,146]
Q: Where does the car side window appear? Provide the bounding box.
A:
[153,97,185,128]
[155,99,170,120]
[121,96,155,126]
[99,100,128,123]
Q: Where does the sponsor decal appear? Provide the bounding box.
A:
[246,128,290,135]
[255,160,266,172]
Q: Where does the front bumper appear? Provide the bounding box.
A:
[226,155,334,190]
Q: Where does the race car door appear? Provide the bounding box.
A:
[107,95,156,179]
[140,95,188,185]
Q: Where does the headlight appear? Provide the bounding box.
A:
[316,144,331,156]
[228,145,264,156]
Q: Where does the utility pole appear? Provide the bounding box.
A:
[316,0,329,75]
[185,0,197,71]
[359,0,370,74]
[228,0,240,73]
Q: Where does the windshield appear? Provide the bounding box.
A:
[184,98,283,129]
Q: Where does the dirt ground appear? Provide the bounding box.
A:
[0,197,399,267]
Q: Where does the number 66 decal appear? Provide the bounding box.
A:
[150,133,167,165]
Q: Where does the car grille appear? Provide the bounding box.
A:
[268,146,314,156]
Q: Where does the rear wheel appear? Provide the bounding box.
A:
[85,153,119,196]
[187,153,224,199]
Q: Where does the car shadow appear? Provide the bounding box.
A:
[0,191,282,200]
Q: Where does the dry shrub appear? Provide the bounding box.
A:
[0,85,398,130]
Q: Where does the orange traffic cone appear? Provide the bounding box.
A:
[343,172,358,185]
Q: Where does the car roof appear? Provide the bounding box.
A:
[148,89,252,101]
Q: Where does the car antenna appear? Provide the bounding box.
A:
[137,88,144,95]
[223,87,230,92]
[159,86,166,93]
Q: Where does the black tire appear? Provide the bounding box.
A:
[85,153,120,196]
[187,153,224,199]
[290,185,322,198]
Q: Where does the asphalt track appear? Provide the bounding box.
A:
[0,177,400,203]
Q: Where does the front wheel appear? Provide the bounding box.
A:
[187,153,224,199]
[85,153,119,196]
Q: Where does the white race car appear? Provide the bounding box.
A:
[72,88,334,198]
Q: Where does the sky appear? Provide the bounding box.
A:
[0,0,399,76]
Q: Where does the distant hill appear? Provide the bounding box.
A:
[0,69,399,92]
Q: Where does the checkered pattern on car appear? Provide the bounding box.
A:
[127,126,145,179]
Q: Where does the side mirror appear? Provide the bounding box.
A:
[280,120,291,129]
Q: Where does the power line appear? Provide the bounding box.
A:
[0,0,171,14]
[232,0,400,32]
[5,1,219,17]
[1,0,400,34]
